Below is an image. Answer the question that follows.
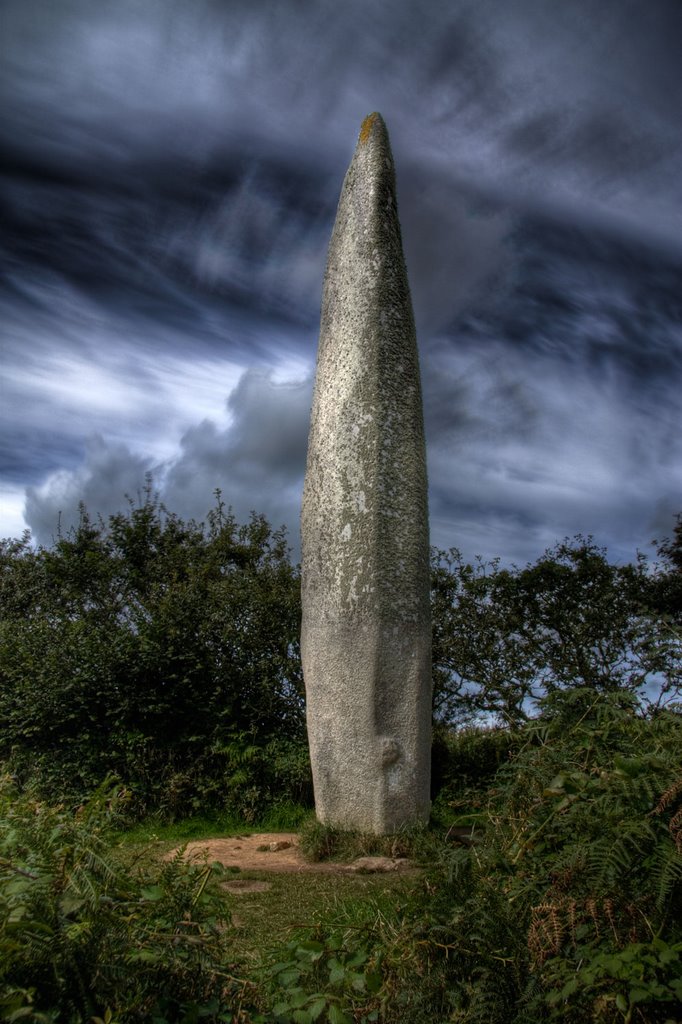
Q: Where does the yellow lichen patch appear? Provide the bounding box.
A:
[359,112,379,144]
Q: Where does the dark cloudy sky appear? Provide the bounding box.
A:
[1,0,681,566]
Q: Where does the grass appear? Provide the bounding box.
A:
[223,869,418,967]
[112,808,434,974]
[109,792,473,991]
[115,800,310,845]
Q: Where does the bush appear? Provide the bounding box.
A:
[286,694,682,1023]
[0,777,255,1022]
[431,723,519,803]
[414,691,682,1022]
[431,537,681,726]
[0,490,305,816]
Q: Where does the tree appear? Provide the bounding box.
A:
[431,536,680,726]
[652,512,682,624]
[3,494,680,809]
[0,490,306,814]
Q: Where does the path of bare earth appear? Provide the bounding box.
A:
[174,832,418,879]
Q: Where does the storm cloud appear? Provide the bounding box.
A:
[2,0,681,563]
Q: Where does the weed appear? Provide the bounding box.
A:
[297,818,439,865]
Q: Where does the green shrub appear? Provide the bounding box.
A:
[0,776,255,1022]
[0,491,305,817]
[418,691,682,1023]
[257,931,382,1024]
[289,694,682,1023]
[431,723,520,813]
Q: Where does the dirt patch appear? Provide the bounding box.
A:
[172,833,417,875]
[174,832,315,873]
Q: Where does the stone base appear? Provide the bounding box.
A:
[302,618,431,835]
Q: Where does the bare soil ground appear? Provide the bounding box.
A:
[173,832,417,877]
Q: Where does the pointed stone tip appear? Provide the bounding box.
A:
[358,111,386,146]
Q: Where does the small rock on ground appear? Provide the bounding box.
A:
[345,856,413,873]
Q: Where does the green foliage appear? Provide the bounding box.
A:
[283,696,682,1023]
[297,818,437,865]
[0,776,253,1022]
[410,692,682,1023]
[431,536,681,725]
[543,938,682,1022]
[2,696,681,1022]
[431,723,520,818]
[652,512,682,623]
[258,931,382,1024]
[0,489,308,816]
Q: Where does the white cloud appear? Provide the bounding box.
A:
[23,367,313,551]
[0,484,29,540]
[24,435,158,545]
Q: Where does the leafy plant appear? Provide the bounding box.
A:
[0,489,305,817]
[413,691,682,1023]
[543,938,682,1022]
[0,776,253,1022]
[258,931,382,1024]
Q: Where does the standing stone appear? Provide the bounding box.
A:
[301,112,431,835]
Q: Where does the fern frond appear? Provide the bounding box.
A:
[587,818,657,889]
[649,841,682,912]
[653,775,682,815]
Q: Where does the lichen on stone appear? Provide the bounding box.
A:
[359,112,380,145]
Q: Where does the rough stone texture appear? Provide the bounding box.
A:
[301,112,432,835]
